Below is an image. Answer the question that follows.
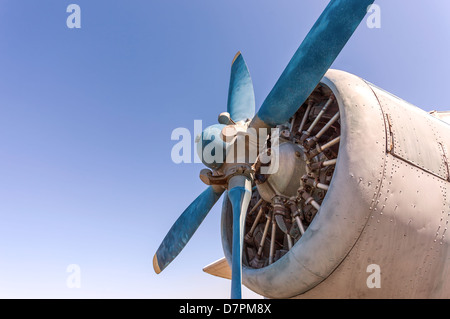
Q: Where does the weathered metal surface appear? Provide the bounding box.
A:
[430,110,450,125]
[228,175,253,299]
[368,84,449,181]
[299,154,450,298]
[202,257,232,280]
[256,141,307,202]
[227,52,255,123]
[219,69,450,298]
[153,185,224,274]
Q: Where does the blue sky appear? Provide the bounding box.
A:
[0,1,449,298]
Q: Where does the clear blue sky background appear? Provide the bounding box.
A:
[0,0,449,298]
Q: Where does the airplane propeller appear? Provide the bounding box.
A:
[153,0,375,299]
[227,51,256,123]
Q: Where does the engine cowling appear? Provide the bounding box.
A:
[220,69,450,298]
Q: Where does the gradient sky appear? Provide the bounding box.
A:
[1,0,449,299]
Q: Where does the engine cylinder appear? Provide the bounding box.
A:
[221,69,450,298]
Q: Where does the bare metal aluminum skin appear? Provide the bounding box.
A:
[220,69,450,298]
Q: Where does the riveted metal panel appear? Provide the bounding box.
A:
[297,154,450,298]
[367,83,449,181]
[227,69,388,298]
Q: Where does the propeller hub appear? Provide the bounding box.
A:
[195,124,227,170]
[256,141,308,202]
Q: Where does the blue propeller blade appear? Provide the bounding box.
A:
[227,52,256,123]
[227,175,252,299]
[257,0,375,127]
[153,186,224,274]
